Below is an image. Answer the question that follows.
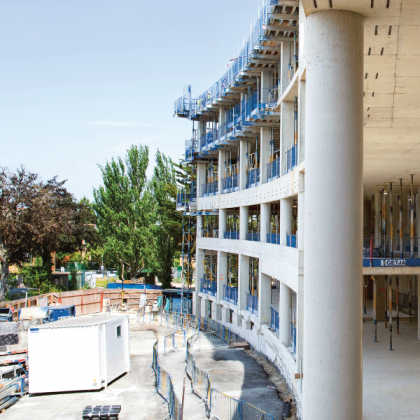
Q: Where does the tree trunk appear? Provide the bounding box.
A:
[41,248,53,284]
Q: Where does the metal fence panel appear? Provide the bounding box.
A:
[210,388,242,420]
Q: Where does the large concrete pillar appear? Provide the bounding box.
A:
[196,248,204,294]
[280,198,292,245]
[219,107,226,137]
[240,206,249,240]
[260,203,271,243]
[239,141,248,190]
[261,69,273,104]
[279,282,291,346]
[304,11,364,420]
[260,127,271,184]
[258,273,271,325]
[238,254,249,311]
[280,42,292,94]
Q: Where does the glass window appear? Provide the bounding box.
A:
[116,325,121,338]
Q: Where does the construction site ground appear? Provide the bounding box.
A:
[0,314,286,419]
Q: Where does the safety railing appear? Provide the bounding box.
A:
[201,228,218,238]
[266,159,280,182]
[246,91,259,119]
[223,285,239,306]
[286,235,297,248]
[363,237,420,259]
[224,230,240,240]
[163,330,186,355]
[266,233,280,245]
[201,181,218,197]
[200,278,217,297]
[270,307,279,336]
[152,344,183,419]
[286,143,298,173]
[246,167,260,189]
[246,293,258,316]
[246,232,260,242]
[185,138,198,162]
[186,326,275,420]
[260,87,279,111]
[222,175,239,193]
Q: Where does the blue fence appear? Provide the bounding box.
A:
[270,307,279,335]
[286,144,298,173]
[246,293,258,316]
[246,232,260,242]
[224,231,240,240]
[266,233,280,244]
[223,285,239,306]
[200,278,217,297]
[222,175,239,193]
[266,159,280,182]
[287,235,297,248]
[291,322,297,353]
[246,168,260,189]
[201,181,218,197]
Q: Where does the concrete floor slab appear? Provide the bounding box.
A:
[363,319,420,420]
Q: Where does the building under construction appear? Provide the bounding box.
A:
[174,1,420,419]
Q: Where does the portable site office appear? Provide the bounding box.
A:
[28,314,130,394]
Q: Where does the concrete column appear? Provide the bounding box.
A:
[197,163,206,199]
[219,107,226,136]
[296,274,304,369]
[298,80,306,163]
[280,198,292,245]
[240,206,249,240]
[238,254,249,311]
[196,215,202,238]
[219,209,227,238]
[260,127,271,184]
[218,150,226,193]
[298,172,305,249]
[280,42,292,94]
[258,273,271,325]
[201,298,208,318]
[197,121,203,148]
[261,69,272,104]
[280,101,294,176]
[279,282,291,346]
[304,11,364,420]
[239,141,248,190]
[217,251,227,304]
[260,203,271,243]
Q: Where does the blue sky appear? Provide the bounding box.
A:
[0,0,260,200]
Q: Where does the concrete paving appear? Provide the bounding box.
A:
[363,319,420,420]
[2,318,167,420]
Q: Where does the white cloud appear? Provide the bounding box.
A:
[84,121,153,127]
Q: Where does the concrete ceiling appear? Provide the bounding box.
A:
[301,0,420,188]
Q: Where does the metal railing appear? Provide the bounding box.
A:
[201,181,218,197]
[246,167,260,189]
[287,235,297,248]
[266,233,280,244]
[270,307,279,336]
[201,228,218,238]
[224,230,240,240]
[290,322,297,354]
[200,278,217,297]
[266,159,280,182]
[163,330,186,355]
[222,175,239,193]
[223,285,239,306]
[246,232,260,242]
[286,143,298,173]
[363,237,420,259]
[246,293,258,316]
[260,87,279,111]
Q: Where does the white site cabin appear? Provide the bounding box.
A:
[28,314,130,394]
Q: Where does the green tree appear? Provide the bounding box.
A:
[93,145,154,280]
[150,151,183,289]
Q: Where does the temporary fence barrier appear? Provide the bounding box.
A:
[164,330,186,355]
[156,365,182,420]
